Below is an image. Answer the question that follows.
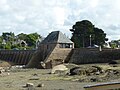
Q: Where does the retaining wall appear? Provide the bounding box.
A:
[69,48,120,64]
[1,48,120,67]
[0,50,35,65]
[45,48,72,68]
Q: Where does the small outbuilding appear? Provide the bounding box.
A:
[26,31,74,68]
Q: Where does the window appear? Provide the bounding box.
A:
[59,43,73,48]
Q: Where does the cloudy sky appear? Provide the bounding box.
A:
[0,0,120,41]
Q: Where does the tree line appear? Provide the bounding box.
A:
[0,32,41,50]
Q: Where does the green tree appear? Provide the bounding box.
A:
[0,32,42,50]
[2,32,15,42]
[5,42,11,49]
[0,32,41,49]
[93,27,107,46]
[1,32,15,49]
[0,36,3,43]
[70,20,107,48]
[26,33,41,47]
[0,36,3,49]
[70,20,94,48]
[110,40,119,49]
[17,33,27,40]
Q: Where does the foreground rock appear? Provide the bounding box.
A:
[26,83,34,87]
[51,64,69,75]
[37,83,44,87]
[68,65,104,76]
[51,64,104,76]
[70,67,86,75]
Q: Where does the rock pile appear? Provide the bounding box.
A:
[51,64,120,82]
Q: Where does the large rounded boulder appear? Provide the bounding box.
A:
[51,64,69,75]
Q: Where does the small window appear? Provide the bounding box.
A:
[59,44,65,48]
[65,44,70,48]
[59,43,73,48]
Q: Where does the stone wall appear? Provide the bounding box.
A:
[69,48,99,64]
[1,48,120,68]
[45,48,72,68]
[69,48,120,64]
[0,50,35,65]
[26,43,57,68]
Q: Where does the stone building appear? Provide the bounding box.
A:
[26,31,74,68]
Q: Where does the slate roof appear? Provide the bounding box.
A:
[41,31,73,44]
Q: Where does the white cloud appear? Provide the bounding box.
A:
[14,15,26,22]
[53,7,65,25]
[90,0,99,8]
[0,0,120,41]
